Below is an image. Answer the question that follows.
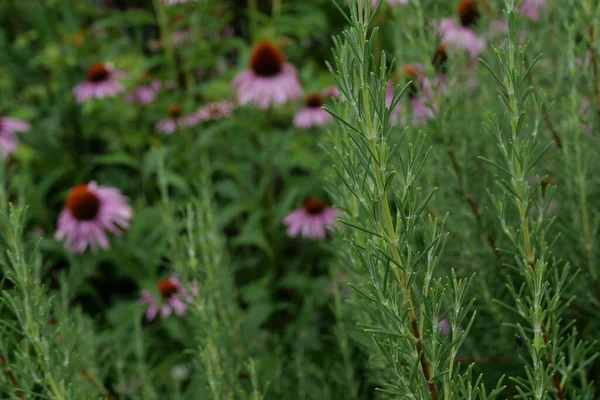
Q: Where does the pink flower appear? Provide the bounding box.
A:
[233,41,303,109]
[126,77,161,105]
[521,0,545,21]
[155,105,198,134]
[138,277,192,321]
[387,65,437,126]
[283,199,339,239]
[438,18,487,60]
[73,63,126,104]
[195,101,235,122]
[55,182,134,253]
[438,318,450,336]
[322,86,341,99]
[293,93,334,129]
[0,115,31,158]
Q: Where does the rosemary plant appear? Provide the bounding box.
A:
[481,2,597,399]
[324,1,504,398]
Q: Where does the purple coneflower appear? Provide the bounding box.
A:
[322,86,341,99]
[233,41,303,109]
[438,0,487,60]
[283,199,338,239]
[293,93,334,129]
[387,65,436,126]
[521,0,545,21]
[73,63,126,104]
[196,101,235,122]
[156,105,198,134]
[126,74,161,105]
[0,115,31,158]
[55,182,133,253]
[138,277,191,321]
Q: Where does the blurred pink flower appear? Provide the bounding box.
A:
[322,86,341,99]
[196,101,235,122]
[138,277,192,321]
[293,93,334,129]
[521,0,545,21]
[126,78,161,105]
[438,318,450,336]
[283,199,338,239]
[233,41,303,109]
[73,62,126,104]
[0,115,30,158]
[156,105,198,134]
[438,18,486,60]
[386,64,437,126]
[55,182,133,253]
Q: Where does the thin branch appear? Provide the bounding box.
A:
[0,355,24,400]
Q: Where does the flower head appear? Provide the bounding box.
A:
[233,41,303,109]
[73,62,126,103]
[458,0,480,27]
[156,105,198,134]
[521,0,545,21]
[138,277,193,321]
[196,101,235,122]
[55,182,134,253]
[387,65,437,126]
[126,74,161,105]
[283,199,338,239]
[0,115,31,159]
[293,93,334,129]
[438,1,486,60]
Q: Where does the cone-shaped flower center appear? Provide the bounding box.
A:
[66,185,100,221]
[432,46,448,73]
[304,199,326,215]
[403,65,420,98]
[172,15,186,24]
[458,0,480,27]
[305,93,323,108]
[157,279,179,298]
[250,41,285,77]
[87,63,110,83]
[168,105,182,119]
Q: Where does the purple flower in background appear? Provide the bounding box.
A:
[521,0,545,21]
[233,41,303,109]
[0,115,31,158]
[126,75,161,105]
[387,65,437,126]
[438,0,486,60]
[73,62,126,103]
[55,182,133,253]
[438,318,450,336]
[138,277,192,321]
[196,101,235,122]
[156,105,198,134]
[293,93,334,129]
[322,86,341,99]
[283,199,338,239]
